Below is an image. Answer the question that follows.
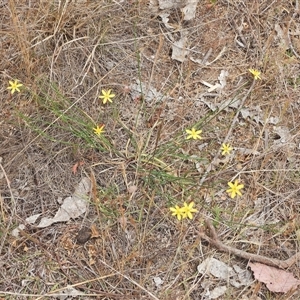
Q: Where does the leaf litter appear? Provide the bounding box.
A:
[151,0,199,62]
[249,262,300,293]
[53,285,85,300]
[171,31,190,62]
[37,177,91,228]
[3,0,300,299]
[197,257,253,298]
[12,177,91,236]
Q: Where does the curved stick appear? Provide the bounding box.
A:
[198,218,300,269]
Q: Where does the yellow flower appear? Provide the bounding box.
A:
[248,69,261,80]
[99,89,115,104]
[7,79,23,94]
[181,202,198,219]
[226,180,244,198]
[221,143,233,156]
[170,205,184,220]
[93,125,105,136]
[186,128,202,140]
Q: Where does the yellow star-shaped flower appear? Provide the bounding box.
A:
[181,202,198,219]
[248,69,261,80]
[93,125,105,136]
[226,180,244,198]
[170,205,184,220]
[220,143,233,156]
[99,89,115,104]
[186,128,202,140]
[7,79,23,94]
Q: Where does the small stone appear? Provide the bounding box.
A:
[76,227,91,244]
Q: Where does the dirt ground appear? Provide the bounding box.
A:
[1,0,300,299]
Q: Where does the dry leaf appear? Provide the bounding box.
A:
[60,235,74,251]
[90,224,100,238]
[159,12,174,30]
[158,0,182,9]
[37,177,91,228]
[72,161,84,174]
[11,224,25,238]
[249,262,300,293]
[202,95,280,126]
[54,285,84,299]
[198,257,253,289]
[209,286,227,299]
[218,70,228,89]
[118,215,128,231]
[129,79,165,103]
[231,264,253,288]
[273,126,293,144]
[25,214,41,224]
[172,32,189,62]
[88,244,97,265]
[197,257,234,279]
[182,0,199,21]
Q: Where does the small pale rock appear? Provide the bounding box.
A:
[210,285,227,299]
[153,276,163,287]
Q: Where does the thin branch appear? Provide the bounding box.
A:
[198,218,300,269]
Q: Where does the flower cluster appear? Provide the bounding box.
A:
[180,67,260,205]
[170,202,198,220]
[184,124,244,199]
[93,89,116,136]
[7,78,246,210]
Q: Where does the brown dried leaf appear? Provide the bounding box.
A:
[118,215,128,231]
[72,161,84,174]
[249,262,300,293]
[88,244,97,265]
[90,170,97,202]
[90,224,100,238]
[61,235,74,250]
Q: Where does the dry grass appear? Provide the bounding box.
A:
[1,0,300,299]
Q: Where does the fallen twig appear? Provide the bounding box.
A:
[198,218,300,269]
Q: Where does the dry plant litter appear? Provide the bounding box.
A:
[1,0,300,299]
